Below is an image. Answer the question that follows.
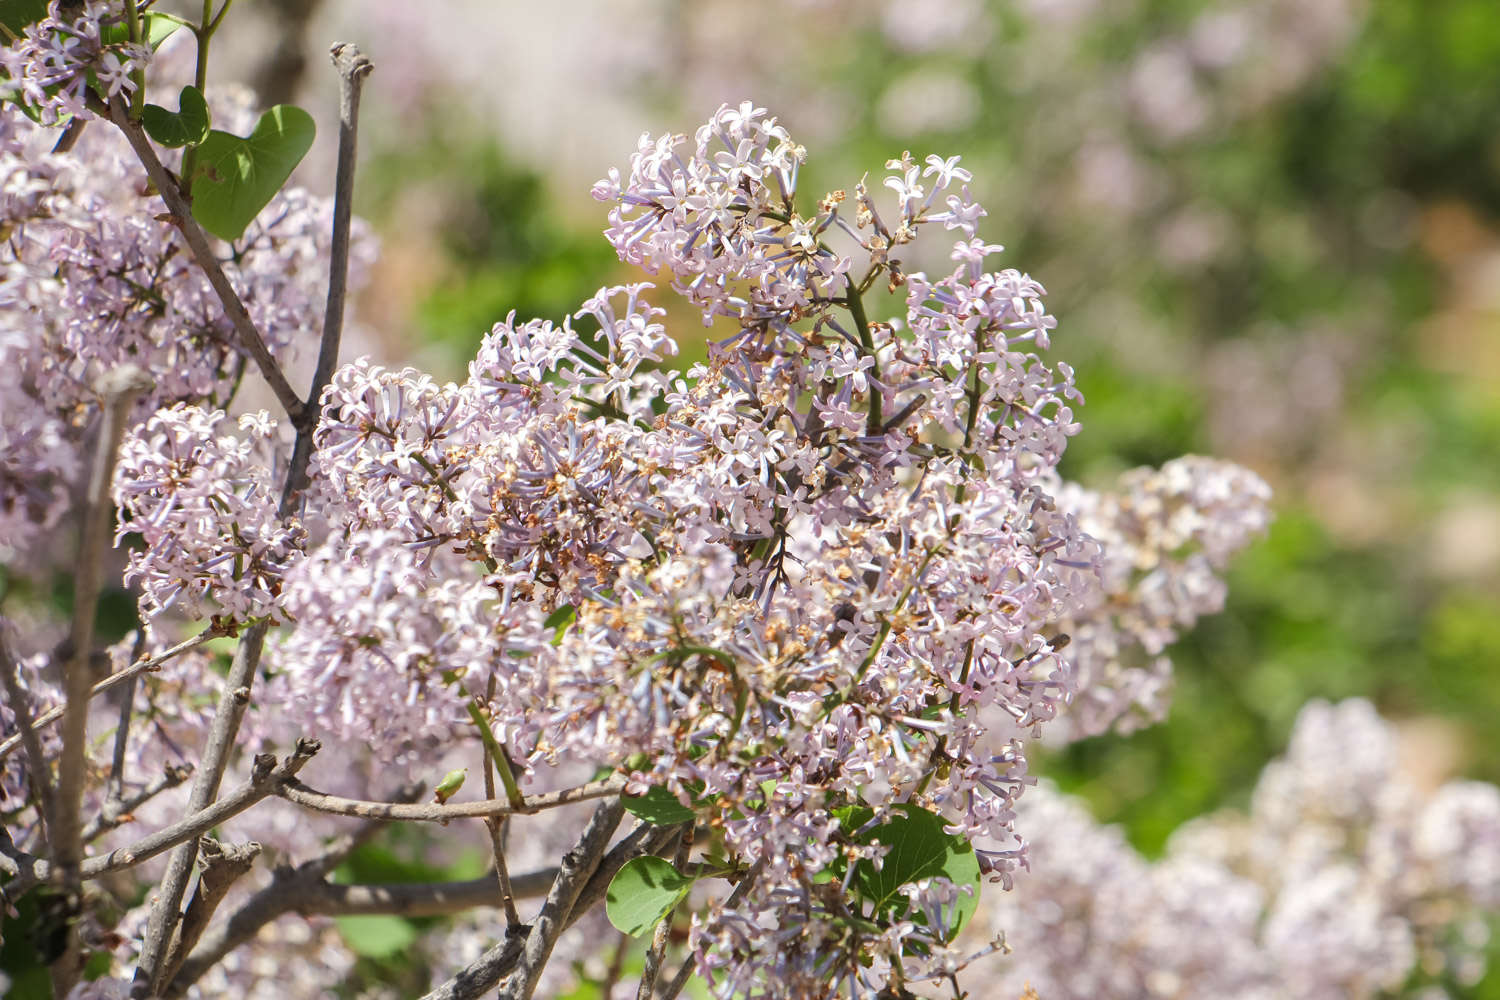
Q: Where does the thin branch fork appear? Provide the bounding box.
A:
[167,780,423,996]
[161,837,264,987]
[82,762,196,843]
[419,818,684,1000]
[5,739,320,896]
[0,627,225,764]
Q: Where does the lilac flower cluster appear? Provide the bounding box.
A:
[112,405,300,620]
[0,63,1283,995]
[1050,456,1273,738]
[260,529,498,753]
[0,1,147,126]
[247,102,1114,994]
[971,699,1500,999]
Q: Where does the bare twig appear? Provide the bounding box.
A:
[314,42,370,400]
[500,798,626,1000]
[105,96,305,423]
[161,838,264,986]
[8,741,318,896]
[53,364,151,997]
[416,819,681,1000]
[0,617,57,843]
[83,762,195,843]
[104,629,149,816]
[166,782,423,995]
[0,626,225,764]
[280,42,373,495]
[277,775,628,822]
[482,677,521,927]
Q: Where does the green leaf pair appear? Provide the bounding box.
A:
[140,85,314,244]
[187,105,316,242]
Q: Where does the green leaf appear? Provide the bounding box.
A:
[544,603,576,646]
[605,856,695,937]
[189,105,315,242]
[0,0,49,34]
[141,85,209,147]
[846,803,981,940]
[622,783,716,825]
[100,11,188,49]
[335,914,419,958]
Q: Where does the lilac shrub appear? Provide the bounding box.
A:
[967,699,1500,999]
[14,5,1467,999]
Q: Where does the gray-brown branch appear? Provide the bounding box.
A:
[52,364,151,997]
[7,740,318,896]
[277,775,627,823]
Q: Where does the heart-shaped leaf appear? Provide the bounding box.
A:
[142,86,209,147]
[190,105,314,242]
[605,856,695,937]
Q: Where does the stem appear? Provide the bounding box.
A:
[312,43,372,402]
[160,838,262,985]
[467,700,524,810]
[498,798,626,1000]
[845,277,881,435]
[51,365,150,997]
[104,629,149,820]
[481,678,521,927]
[0,618,56,845]
[106,96,306,423]
[83,763,195,843]
[126,0,145,117]
[278,775,625,822]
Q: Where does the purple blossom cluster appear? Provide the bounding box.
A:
[0,1,147,126]
[0,63,1286,996]
[971,699,1500,999]
[260,529,497,753]
[112,405,300,620]
[1050,456,1273,738]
